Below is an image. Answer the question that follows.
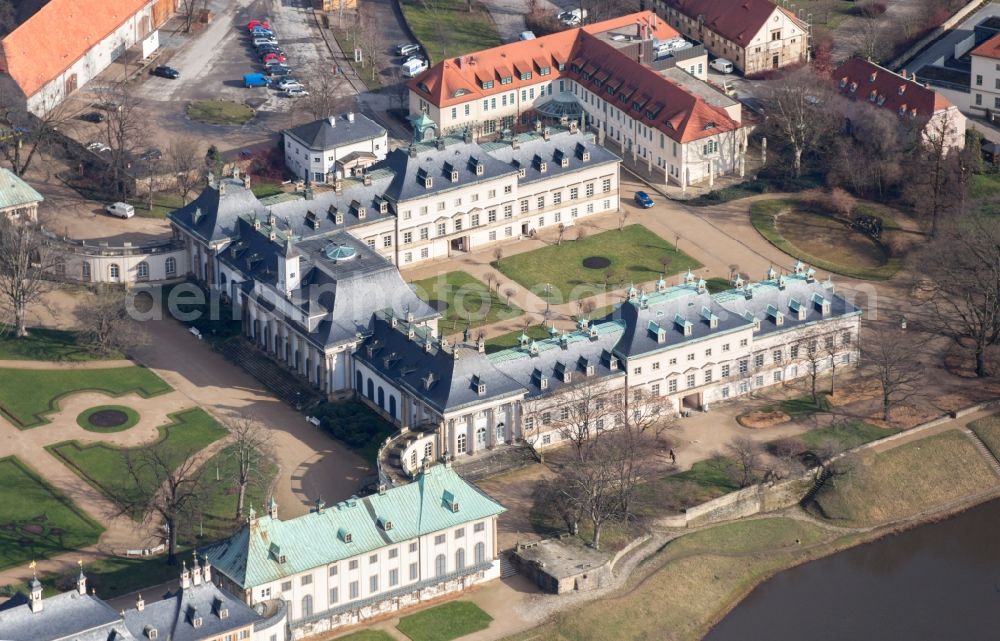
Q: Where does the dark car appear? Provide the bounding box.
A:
[634,191,654,208]
[79,111,105,123]
[265,65,292,77]
[140,148,162,161]
[152,65,180,79]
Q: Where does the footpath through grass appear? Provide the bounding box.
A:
[410,271,522,334]
[397,601,493,641]
[504,517,836,641]
[811,429,999,527]
[49,408,228,516]
[494,224,701,302]
[0,456,104,570]
[0,326,117,361]
[399,0,501,64]
[750,199,901,281]
[0,365,171,428]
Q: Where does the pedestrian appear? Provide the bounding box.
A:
[669,449,676,465]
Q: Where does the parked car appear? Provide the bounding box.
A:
[243,73,270,88]
[634,191,654,208]
[253,37,278,47]
[518,30,536,40]
[285,88,309,97]
[401,58,428,77]
[402,54,425,67]
[263,58,286,68]
[250,26,274,37]
[396,43,420,57]
[86,141,110,153]
[263,52,287,64]
[710,58,734,74]
[247,19,270,31]
[79,111,105,123]
[105,202,135,218]
[140,148,162,161]
[265,65,292,77]
[151,65,180,79]
[558,8,587,25]
[277,80,303,91]
[256,45,284,56]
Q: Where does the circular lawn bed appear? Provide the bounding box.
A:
[76,405,140,433]
[582,256,611,269]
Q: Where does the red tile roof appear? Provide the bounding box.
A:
[972,32,1000,60]
[832,58,952,119]
[0,0,150,98]
[662,0,803,48]
[409,11,741,144]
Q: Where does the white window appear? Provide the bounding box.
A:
[652,362,660,370]
[721,364,730,377]
[651,383,660,396]
[704,369,713,383]
[349,581,359,599]
[329,587,338,603]
[686,374,695,388]
[389,568,399,586]
[410,562,419,580]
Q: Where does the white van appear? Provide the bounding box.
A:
[710,58,734,74]
[558,8,587,25]
[105,202,135,219]
[402,58,428,78]
[518,30,536,41]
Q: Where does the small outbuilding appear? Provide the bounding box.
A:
[511,538,612,594]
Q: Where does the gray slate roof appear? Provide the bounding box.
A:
[483,129,619,186]
[381,137,519,203]
[284,112,386,151]
[356,316,526,414]
[218,227,437,349]
[121,579,259,641]
[169,176,269,244]
[0,590,135,641]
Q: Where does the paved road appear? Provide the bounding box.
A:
[908,1,1000,72]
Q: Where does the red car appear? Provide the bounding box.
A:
[262,52,287,63]
[247,20,270,31]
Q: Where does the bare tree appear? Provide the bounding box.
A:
[484,271,496,292]
[921,216,1000,377]
[356,6,384,83]
[115,443,204,565]
[503,286,515,305]
[557,222,566,245]
[0,216,58,337]
[855,16,889,62]
[549,378,611,462]
[762,68,840,178]
[493,246,503,265]
[178,0,198,32]
[302,73,352,121]
[797,338,826,404]
[75,285,147,355]
[166,137,202,205]
[617,209,629,231]
[0,89,75,177]
[576,227,588,241]
[101,81,147,199]
[906,112,961,237]
[534,478,583,536]
[617,385,674,438]
[223,414,274,520]
[862,325,923,422]
[726,437,764,488]
[660,255,673,276]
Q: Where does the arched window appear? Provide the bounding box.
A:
[377,386,385,409]
[301,594,312,618]
[455,548,465,571]
[474,542,486,564]
[165,256,176,276]
[367,379,374,400]
[456,433,467,454]
[136,261,149,280]
[496,422,505,443]
[389,396,397,418]
[424,442,433,461]
[475,426,487,448]
[356,371,363,391]
[435,554,446,577]
[81,262,91,282]
[109,263,120,281]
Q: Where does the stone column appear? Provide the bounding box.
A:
[487,408,496,448]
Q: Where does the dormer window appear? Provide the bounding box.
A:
[453,88,469,97]
[478,383,486,394]
[518,168,526,178]
[520,71,532,81]
[193,617,203,629]
[482,79,494,89]
[849,81,857,93]
[876,95,885,106]
[335,212,344,224]
[538,162,547,173]
[357,207,366,219]
[219,608,229,620]
[587,365,594,376]
[476,162,484,176]
[338,527,353,543]
[379,200,389,214]
[443,490,460,512]
[582,150,590,161]
[424,176,433,188]
[539,66,551,76]
[501,75,512,85]
[145,626,158,640]
[451,170,459,182]
[378,517,393,531]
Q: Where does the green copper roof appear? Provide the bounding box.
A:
[0,168,42,210]
[202,464,505,588]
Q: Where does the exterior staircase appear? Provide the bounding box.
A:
[961,427,1000,477]
[799,466,833,508]
[499,552,518,578]
[218,338,325,412]
[453,444,539,483]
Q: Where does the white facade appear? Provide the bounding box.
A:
[283,115,389,184]
[970,46,1000,118]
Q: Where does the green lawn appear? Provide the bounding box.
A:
[397,601,493,641]
[484,324,552,353]
[128,192,185,219]
[704,277,731,294]
[0,456,104,570]
[0,326,116,361]
[811,430,999,527]
[799,419,895,452]
[252,181,284,199]
[399,0,501,65]
[969,173,1000,217]
[494,225,701,302]
[76,405,141,433]
[0,366,171,428]
[750,199,902,281]
[49,408,228,516]
[410,271,522,334]
[767,394,830,418]
[314,400,396,463]
[187,100,255,125]
[197,444,277,540]
[968,414,1000,461]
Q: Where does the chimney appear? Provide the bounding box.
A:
[136,594,145,611]
[29,577,43,613]
[267,497,279,519]
[201,555,212,584]
[328,116,336,127]
[180,561,191,590]
[458,56,464,69]
[243,175,251,189]
[191,551,203,586]
[363,173,372,186]
[77,563,87,595]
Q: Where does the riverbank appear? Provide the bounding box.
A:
[501,419,1000,641]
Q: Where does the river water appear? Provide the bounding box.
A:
[703,499,1000,641]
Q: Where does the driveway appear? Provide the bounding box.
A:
[906,1,1000,71]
